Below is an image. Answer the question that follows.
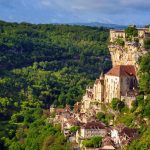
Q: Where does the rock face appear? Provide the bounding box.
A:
[109,41,147,73]
[79,26,150,113]
[109,27,150,72]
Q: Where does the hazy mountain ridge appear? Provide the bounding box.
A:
[68,22,127,29]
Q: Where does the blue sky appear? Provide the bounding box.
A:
[0,0,150,25]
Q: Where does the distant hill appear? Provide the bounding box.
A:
[68,22,127,29]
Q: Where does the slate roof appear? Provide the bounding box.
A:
[81,121,106,129]
[120,127,138,139]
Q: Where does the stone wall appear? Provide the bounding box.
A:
[104,75,120,103]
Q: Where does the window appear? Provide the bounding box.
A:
[129,78,134,90]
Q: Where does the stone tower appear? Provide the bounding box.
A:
[93,72,104,102]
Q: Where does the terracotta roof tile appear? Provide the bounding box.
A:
[55,108,65,113]
[106,65,136,77]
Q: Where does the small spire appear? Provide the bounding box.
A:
[100,72,104,80]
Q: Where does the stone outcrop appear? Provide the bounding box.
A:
[79,26,150,113]
[109,40,147,72]
[109,26,150,72]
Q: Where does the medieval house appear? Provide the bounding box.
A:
[105,65,138,103]
[79,121,108,139]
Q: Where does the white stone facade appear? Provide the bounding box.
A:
[80,26,149,112]
[105,75,120,103]
[80,128,107,139]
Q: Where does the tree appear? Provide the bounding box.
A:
[0,21,109,149]
[125,26,138,41]
[111,98,125,112]
[139,54,150,94]
[117,101,125,112]
[91,136,102,148]
[83,136,102,148]
[144,37,150,49]
[111,98,120,110]
[127,127,150,150]
[69,126,80,133]
[96,112,105,122]
[9,142,23,150]
[115,38,125,46]
[42,136,55,150]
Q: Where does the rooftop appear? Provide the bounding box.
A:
[110,29,124,32]
[106,65,136,77]
[120,127,138,139]
[102,136,116,148]
[81,121,106,129]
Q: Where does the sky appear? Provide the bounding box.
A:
[0,0,150,25]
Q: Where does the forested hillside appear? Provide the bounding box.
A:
[0,21,110,149]
[111,52,150,150]
[125,53,150,150]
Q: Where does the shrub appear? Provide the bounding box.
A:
[69,126,80,133]
[144,37,150,49]
[82,136,102,148]
[111,98,125,112]
[125,26,138,41]
[11,113,24,123]
[96,112,105,121]
[111,98,120,110]
[115,38,125,46]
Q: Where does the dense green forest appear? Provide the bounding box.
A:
[0,21,110,149]
[1,21,149,150]
[114,52,150,150]
[125,53,150,150]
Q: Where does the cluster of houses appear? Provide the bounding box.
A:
[48,26,150,149]
[49,105,138,150]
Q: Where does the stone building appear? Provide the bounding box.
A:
[80,26,149,112]
[80,65,138,110]
[110,30,125,43]
[79,121,108,139]
[111,124,138,147]
[93,73,105,102]
[109,26,150,69]
[100,136,116,150]
[104,65,138,103]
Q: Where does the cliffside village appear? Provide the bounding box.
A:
[49,26,150,150]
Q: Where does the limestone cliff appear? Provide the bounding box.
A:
[109,42,147,72]
[79,26,150,113]
[109,27,150,72]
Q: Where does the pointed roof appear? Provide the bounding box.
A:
[94,72,104,85]
[100,72,104,80]
[106,65,136,77]
[102,136,116,148]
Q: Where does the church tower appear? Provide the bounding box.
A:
[93,72,104,102]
